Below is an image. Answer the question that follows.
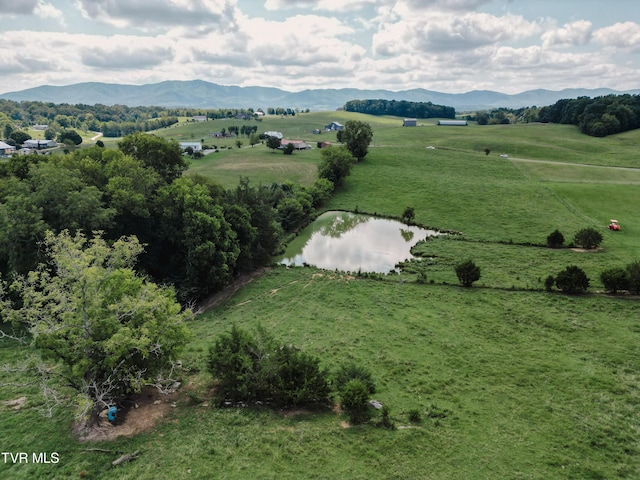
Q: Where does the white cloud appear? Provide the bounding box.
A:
[264,0,377,12]
[74,0,239,30]
[542,21,592,47]
[593,22,640,52]
[81,41,174,69]
[372,11,542,56]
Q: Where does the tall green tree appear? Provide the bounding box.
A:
[3,230,192,426]
[318,146,353,186]
[266,135,281,151]
[118,132,188,183]
[342,120,373,161]
[154,178,240,300]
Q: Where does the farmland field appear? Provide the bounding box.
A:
[1,113,639,479]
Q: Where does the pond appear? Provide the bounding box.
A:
[276,211,440,273]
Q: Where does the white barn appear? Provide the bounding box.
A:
[179,142,202,152]
[438,120,468,126]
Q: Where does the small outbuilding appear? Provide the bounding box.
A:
[438,120,468,126]
[179,142,202,152]
[325,121,344,131]
[0,140,16,157]
[280,139,310,150]
[403,118,417,127]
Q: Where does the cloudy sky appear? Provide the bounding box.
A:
[1,0,639,95]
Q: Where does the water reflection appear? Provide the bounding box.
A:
[277,211,440,273]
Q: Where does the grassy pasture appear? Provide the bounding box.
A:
[2,113,640,479]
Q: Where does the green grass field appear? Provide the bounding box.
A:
[2,113,639,479]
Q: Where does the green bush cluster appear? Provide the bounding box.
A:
[546,227,603,249]
[455,260,481,287]
[600,260,640,294]
[549,265,590,294]
[207,325,331,407]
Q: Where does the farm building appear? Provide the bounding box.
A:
[179,142,202,152]
[192,115,207,122]
[403,118,417,127]
[280,139,310,150]
[23,139,57,149]
[0,141,16,157]
[32,124,49,130]
[264,131,283,139]
[325,121,344,131]
[438,120,468,126]
[319,141,331,148]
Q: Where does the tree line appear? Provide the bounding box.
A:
[343,99,455,119]
[0,133,342,303]
[537,94,640,137]
[455,94,640,138]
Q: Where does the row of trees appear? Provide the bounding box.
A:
[344,99,455,119]
[0,132,340,303]
[538,94,640,137]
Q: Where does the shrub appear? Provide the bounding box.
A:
[573,228,603,249]
[270,345,331,406]
[208,325,331,407]
[408,409,422,423]
[455,260,481,287]
[402,206,415,224]
[340,379,371,425]
[544,275,555,292]
[626,261,640,295]
[334,362,376,395]
[555,265,589,294]
[600,267,629,294]
[546,229,565,248]
[377,405,395,430]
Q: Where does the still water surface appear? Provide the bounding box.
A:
[277,211,440,273]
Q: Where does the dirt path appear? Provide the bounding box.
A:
[195,268,267,314]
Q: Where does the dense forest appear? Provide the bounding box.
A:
[464,94,640,137]
[537,94,640,137]
[0,133,336,303]
[343,99,455,119]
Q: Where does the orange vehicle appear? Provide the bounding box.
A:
[608,219,621,231]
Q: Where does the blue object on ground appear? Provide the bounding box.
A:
[108,406,117,422]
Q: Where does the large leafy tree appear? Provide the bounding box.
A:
[118,132,188,183]
[317,146,353,186]
[342,120,373,161]
[4,230,192,426]
[154,178,240,300]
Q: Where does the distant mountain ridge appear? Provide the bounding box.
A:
[1,80,638,112]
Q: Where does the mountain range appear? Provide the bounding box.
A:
[1,80,638,112]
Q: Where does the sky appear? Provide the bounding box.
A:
[0,0,639,95]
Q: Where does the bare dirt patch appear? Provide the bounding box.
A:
[2,396,26,411]
[195,268,266,314]
[77,387,181,443]
[570,247,604,253]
